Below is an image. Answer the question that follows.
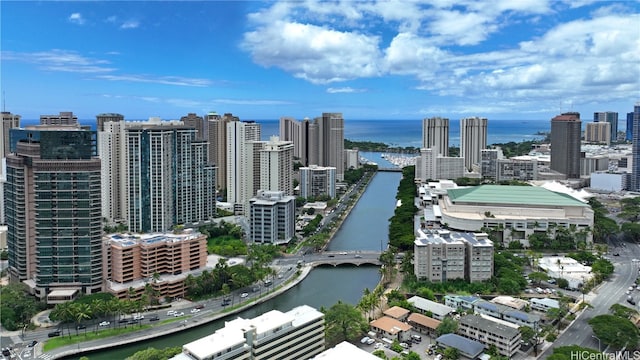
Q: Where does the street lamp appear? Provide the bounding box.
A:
[592,335,601,352]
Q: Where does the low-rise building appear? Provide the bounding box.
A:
[369,316,413,342]
[444,295,481,312]
[438,185,594,247]
[490,296,528,311]
[171,305,325,360]
[457,315,522,358]
[383,306,410,322]
[530,298,560,312]
[473,300,540,329]
[103,229,207,300]
[538,256,592,289]
[407,296,455,320]
[435,333,485,359]
[407,313,440,337]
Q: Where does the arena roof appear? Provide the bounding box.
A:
[447,185,588,207]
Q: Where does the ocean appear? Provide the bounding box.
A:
[21,118,551,147]
[258,119,551,147]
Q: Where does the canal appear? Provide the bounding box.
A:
[78,169,401,359]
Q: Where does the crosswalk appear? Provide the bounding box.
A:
[38,353,52,360]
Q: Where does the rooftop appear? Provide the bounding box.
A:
[370,316,412,334]
[383,306,410,319]
[311,342,380,360]
[407,313,441,329]
[459,314,521,338]
[407,296,455,316]
[436,333,485,358]
[447,185,588,207]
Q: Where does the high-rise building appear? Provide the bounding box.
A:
[259,136,294,196]
[415,148,464,182]
[585,122,611,144]
[460,117,488,171]
[550,112,581,179]
[249,190,296,244]
[6,124,103,301]
[422,117,449,156]
[627,112,634,142]
[413,230,493,283]
[1,112,20,223]
[632,103,640,191]
[180,113,206,141]
[97,114,128,224]
[126,122,216,232]
[1,111,21,156]
[593,111,618,142]
[316,113,344,181]
[227,121,261,214]
[40,111,78,126]
[170,305,325,360]
[299,165,337,199]
[280,116,303,161]
[96,113,124,132]
[207,112,238,191]
[344,149,360,170]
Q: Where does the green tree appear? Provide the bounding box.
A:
[126,346,182,360]
[519,326,536,346]
[556,278,569,289]
[372,349,388,359]
[443,347,460,360]
[323,301,368,347]
[404,352,421,360]
[547,346,600,360]
[610,304,638,319]
[436,317,458,336]
[588,314,640,349]
[527,272,548,285]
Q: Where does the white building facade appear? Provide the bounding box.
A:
[249,190,296,245]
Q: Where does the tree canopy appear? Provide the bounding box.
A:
[588,314,640,349]
[323,301,369,347]
[125,346,182,360]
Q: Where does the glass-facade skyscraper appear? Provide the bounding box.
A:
[6,125,103,301]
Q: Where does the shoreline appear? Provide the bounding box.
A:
[47,171,379,359]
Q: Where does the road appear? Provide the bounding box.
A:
[540,237,640,358]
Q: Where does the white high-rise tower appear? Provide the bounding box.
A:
[460,117,488,172]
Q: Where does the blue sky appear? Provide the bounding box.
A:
[1,1,639,121]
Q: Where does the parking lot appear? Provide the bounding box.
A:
[356,330,440,359]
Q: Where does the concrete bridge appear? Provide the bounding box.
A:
[377,167,403,172]
[304,251,382,267]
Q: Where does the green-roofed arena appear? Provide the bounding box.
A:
[439,185,594,247]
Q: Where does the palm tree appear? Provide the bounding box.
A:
[72,303,92,335]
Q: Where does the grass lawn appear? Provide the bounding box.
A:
[44,325,152,352]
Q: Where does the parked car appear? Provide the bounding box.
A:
[99,321,110,327]
[360,336,370,344]
[366,338,375,345]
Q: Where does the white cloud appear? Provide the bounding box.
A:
[241,21,382,84]
[120,20,140,29]
[68,13,85,25]
[240,1,639,113]
[326,87,367,94]
[96,74,211,87]
[1,49,114,73]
